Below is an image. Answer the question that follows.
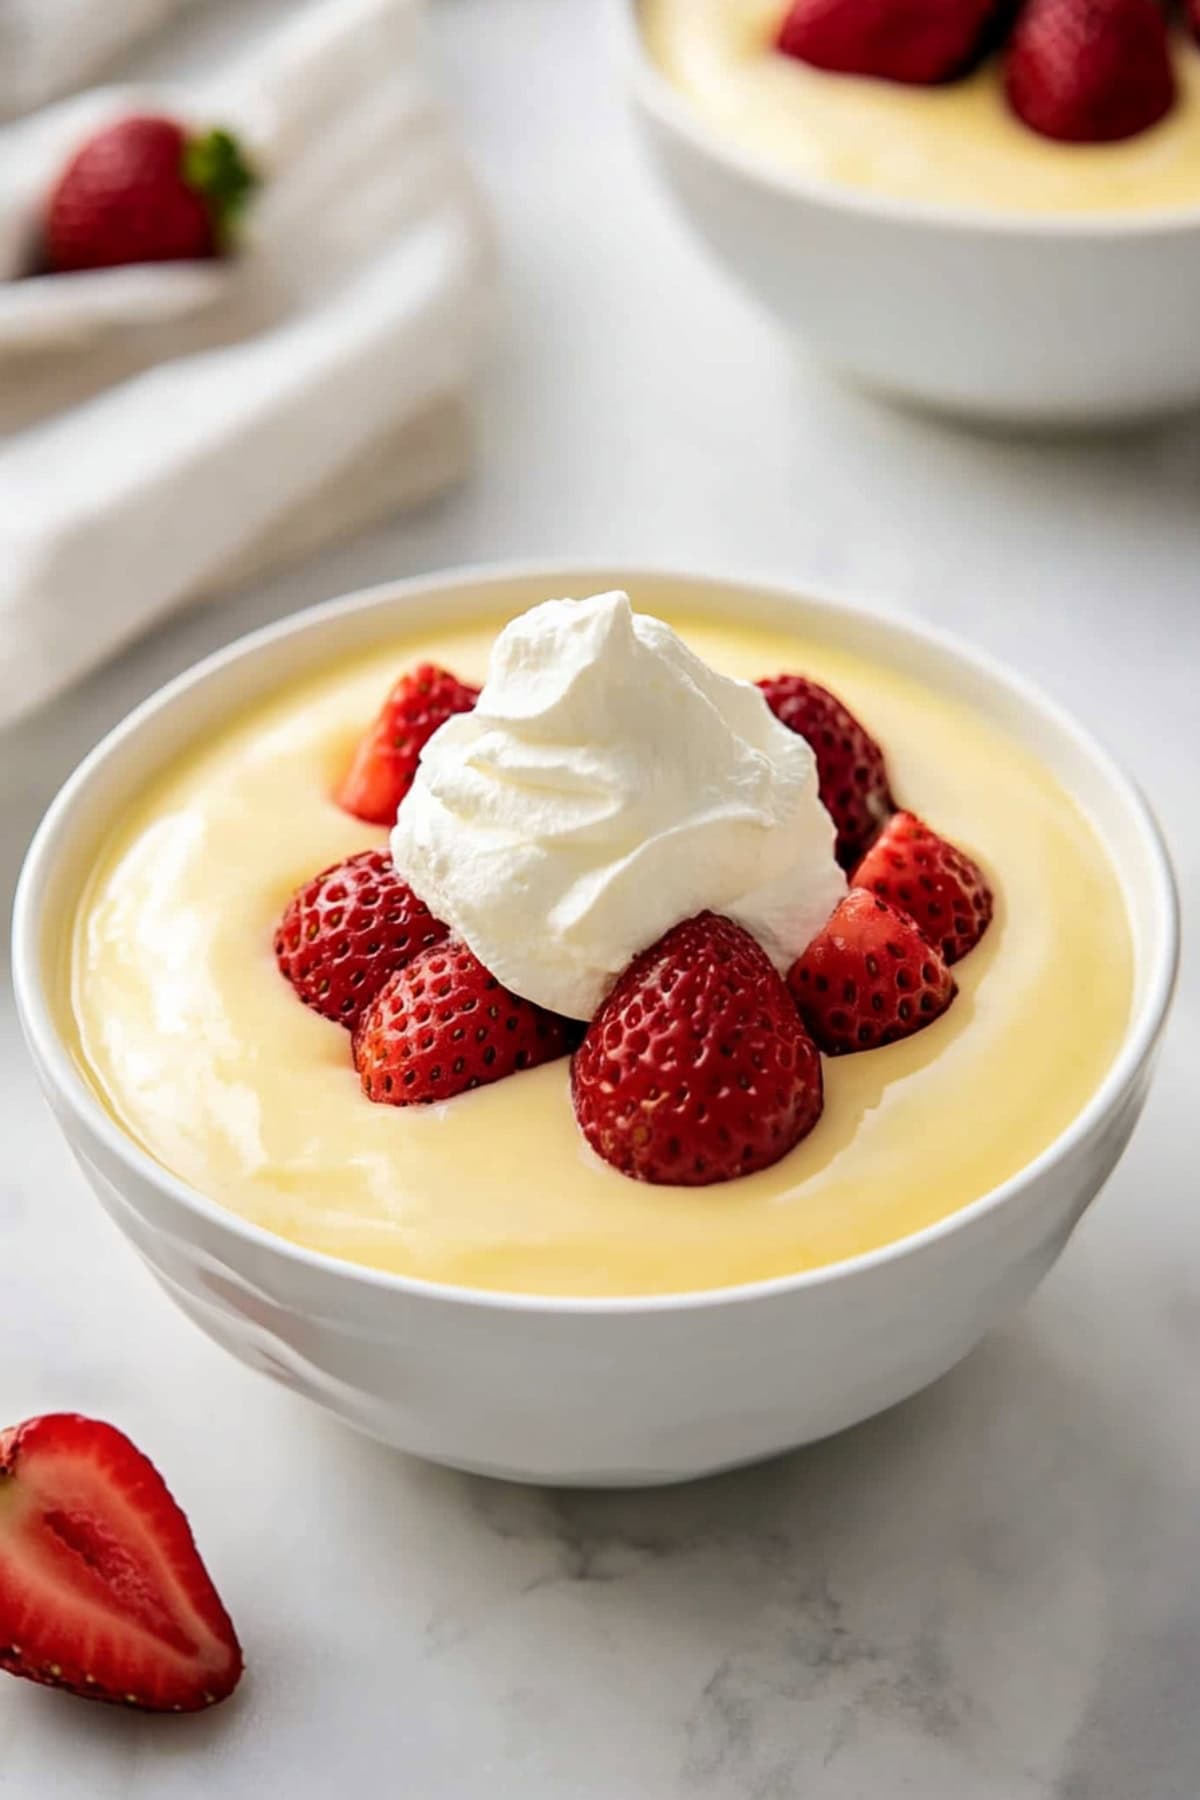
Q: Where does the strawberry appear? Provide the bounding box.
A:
[336,664,481,827]
[354,939,576,1105]
[0,1414,241,1712]
[757,673,895,869]
[274,848,448,1030]
[776,0,1005,84]
[788,888,955,1054]
[852,810,993,964]
[1005,0,1176,143]
[1191,0,1200,46]
[571,912,824,1187]
[45,116,257,275]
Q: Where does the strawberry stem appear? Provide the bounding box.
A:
[183,128,259,252]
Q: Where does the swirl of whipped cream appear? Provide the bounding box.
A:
[391,592,845,1020]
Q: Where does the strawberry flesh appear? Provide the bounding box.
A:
[757,673,894,869]
[274,847,448,1030]
[354,939,576,1105]
[572,911,824,1186]
[336,663,480,828]
[0,1415,242,1712]
[1005,0,1175,143]
[788,888,955,1054]
[777,0,1006,84]
[852,810,993,964]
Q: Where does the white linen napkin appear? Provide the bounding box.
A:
[0,0,202,122]
[0,0,491,727]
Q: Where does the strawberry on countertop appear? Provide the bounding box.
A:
[757,672,895,869]
[336,664,481,828]
[45,115,258,275]
[274,847,449,1031]
[789,888,956,1054]
[1005,0,1176,142]
[572,911,824,1186]
[853,810,993,964]
[354,939,576,1106]
[0,1414,242,1712]
[777,0,1007,85]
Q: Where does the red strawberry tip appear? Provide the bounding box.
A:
[572,911,824,1186]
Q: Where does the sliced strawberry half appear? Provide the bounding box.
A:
[788,888,955,1054]
[757,672,895,869]
[572,911,824,1186]
[852,810,993,964]
[777,0,1006,85]
[1005,0,1176,143]
[336,663,480,827]
[274,848,448,1031]
[0,1414,242,1712]
[353,939,577,1106]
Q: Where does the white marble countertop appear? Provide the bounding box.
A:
[2,1,1198,1794]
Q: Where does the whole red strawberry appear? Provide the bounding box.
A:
[572,912,824,1187]
[788,888,955,1054]
[852,811,993,964]
[777,0,1005,84]
[1191,0,1200,46]
[1005,0,1175,142]
[336,663,481,828]
[0,1414,242,1712]
[45,115,257,274]
[274,848,448,1030]
[354,939,575,1105]
[757,673,894,869]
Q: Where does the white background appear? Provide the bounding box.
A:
[1,1,1198,1794]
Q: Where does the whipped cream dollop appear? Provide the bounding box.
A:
[391,592,845,1020]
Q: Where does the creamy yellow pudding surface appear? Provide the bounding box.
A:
[67,609,1132,1298]
[644,0,1200,216]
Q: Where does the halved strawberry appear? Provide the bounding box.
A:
[777,0,1005,85]
[757,673,895,869]
[336,664,480,827]
[274,848,448,1031]
[788,888,955,1054]
[1005,0,1175,143]
[852,810,993,964]
[353,939,576,1105]
[0,1415,241,1712]
[572,912,824,1186]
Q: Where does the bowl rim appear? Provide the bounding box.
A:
[619,0,1200,240]
[11,559,1181,1316]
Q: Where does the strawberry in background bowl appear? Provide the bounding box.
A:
[628,0,1200,425]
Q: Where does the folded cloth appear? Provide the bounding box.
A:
[0,0,491,728]
[0,0,201,122]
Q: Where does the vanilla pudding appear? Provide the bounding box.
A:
[65,604,1133,1298]
[644,0,1200,216]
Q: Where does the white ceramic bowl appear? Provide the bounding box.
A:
[623,3,1200,427]
[12,566,1179,1486]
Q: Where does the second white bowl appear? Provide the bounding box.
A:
[624,3,1200,428]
